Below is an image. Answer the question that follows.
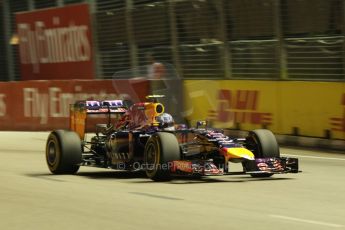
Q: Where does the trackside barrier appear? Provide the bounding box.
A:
[1,78,344,141]
[0,79,149,131]
[183,80,345,140]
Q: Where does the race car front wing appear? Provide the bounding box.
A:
[170,157,299,176]
[243,157,299,174]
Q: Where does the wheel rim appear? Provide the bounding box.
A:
[47,140,58,166]
[145,138,162,176]
[146,142,157,173]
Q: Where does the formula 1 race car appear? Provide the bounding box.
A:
[45,95,299,181]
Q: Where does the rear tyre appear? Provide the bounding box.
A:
[244,129,280,178]
[46,130,82,174]
[144,132,180,181]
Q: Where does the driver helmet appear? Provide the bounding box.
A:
[156,113,175,130]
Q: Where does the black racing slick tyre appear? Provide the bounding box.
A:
[144,132,180,181]
[245,129,280,178]
[46,130,82,174]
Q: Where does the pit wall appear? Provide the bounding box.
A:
[0,79,149,131]
[183,80,345,140]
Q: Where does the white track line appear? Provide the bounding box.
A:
[282,154,345,161]
[269,215,344,228]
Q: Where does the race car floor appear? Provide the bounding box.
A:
[0,131,344,230]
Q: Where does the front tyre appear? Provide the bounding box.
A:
[144,132,180,181]
[244,129,280,178]
[46,130,82,174]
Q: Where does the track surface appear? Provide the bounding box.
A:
[0,132,344,230]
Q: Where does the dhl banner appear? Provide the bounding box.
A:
[0,79,149,131]
[184,80,345,140]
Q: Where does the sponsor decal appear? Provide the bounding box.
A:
[330,93,345,132]
[23,86,118,124]
[0,79,149,130]
[171,161,193,173]
[255,158,285,172]
[0,94,6,117]
[16,4,94,80]
[208,89,272,125]
[17,19,91,68]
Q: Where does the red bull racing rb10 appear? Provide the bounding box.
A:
[45,95,299,181]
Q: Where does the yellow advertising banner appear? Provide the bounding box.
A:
[184,80,345,140]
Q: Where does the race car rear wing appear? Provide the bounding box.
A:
[76,100,127,114]
[70,100,128,139]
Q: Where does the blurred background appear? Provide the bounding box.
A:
[0,0,344,141]
[1,0,345,81]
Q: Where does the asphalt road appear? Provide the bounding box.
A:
[0,131,344,230]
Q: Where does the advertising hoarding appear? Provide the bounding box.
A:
[16,4,94,80]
